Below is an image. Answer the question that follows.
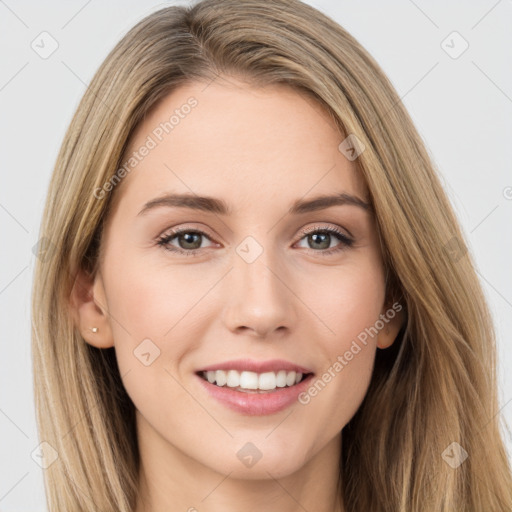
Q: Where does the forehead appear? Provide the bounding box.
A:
[111,77,368,216]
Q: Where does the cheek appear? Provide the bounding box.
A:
[302,254,385,347]
[98,244,204,402]
[103,244,212,342]
[294,255,384,426]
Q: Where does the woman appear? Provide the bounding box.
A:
[31,0,512,510]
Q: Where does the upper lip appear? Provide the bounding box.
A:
[196,358,314,375]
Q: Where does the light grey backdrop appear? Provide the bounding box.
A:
[1,0,511,510]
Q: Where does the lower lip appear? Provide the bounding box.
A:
[195,373,315,416]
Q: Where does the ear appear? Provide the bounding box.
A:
[376,300,406,350]
[69,268,114,348]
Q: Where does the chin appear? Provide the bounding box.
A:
[202,448,307,480]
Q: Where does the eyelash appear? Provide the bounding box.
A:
[156,224,354,258]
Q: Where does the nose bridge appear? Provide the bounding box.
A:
[222,233,297,336]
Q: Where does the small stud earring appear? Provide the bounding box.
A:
[90,327,98,333]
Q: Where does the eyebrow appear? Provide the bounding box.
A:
[137,192,371,217]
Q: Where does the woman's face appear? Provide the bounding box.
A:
[80,76,400,480]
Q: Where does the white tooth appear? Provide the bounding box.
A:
[239,371,259,389]
[209,369,302,389]
[215,370,227,386]
[259,371,277,390]
[285,371,296,387]
[276,370,287,387]
[226,370,240,387]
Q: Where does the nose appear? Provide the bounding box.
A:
[221,244,298,339]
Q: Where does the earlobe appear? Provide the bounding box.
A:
[376,303,406,349]
[69,268,115,349]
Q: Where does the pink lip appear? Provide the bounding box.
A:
[195,372,315,416]
[196,358,314,374]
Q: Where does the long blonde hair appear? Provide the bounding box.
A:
[31,0,512,510]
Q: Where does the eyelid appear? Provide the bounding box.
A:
[157,223,217,241]
[299,223,353,240]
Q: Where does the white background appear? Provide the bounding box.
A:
[1,0,511,509]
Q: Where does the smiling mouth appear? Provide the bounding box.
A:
[196,369,313,393]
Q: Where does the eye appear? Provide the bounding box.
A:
[294,224,354,256]
[157,227,216,257]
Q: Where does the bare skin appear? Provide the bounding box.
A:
[71,75,404,512]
